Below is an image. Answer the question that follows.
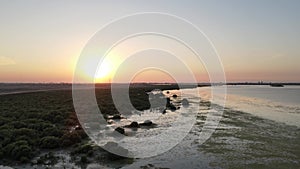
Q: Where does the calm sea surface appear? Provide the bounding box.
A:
[197,85,300,127]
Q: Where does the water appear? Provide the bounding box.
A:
[223,85,300,106]
[197,85,300,127]
[121,86,300,168]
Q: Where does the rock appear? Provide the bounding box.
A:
[182,98,189,106]
[165,97,177,111]
[140,120,157,128]
[168,103,177,111]
[107,114,123,120]
[125,121,139,128]
[140,120,153,126]
[162,109,167,114]
[166,91,170,94]
[103,141,130,158]
[114,127,125,134]
[172,94,178,98]
[182,98,189,105]
[166,98,171,104]
[111,114,122,120]
[107,120,114,124]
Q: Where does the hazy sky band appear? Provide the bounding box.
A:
[0,0,299,83]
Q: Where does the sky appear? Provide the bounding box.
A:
[0,0,299,83]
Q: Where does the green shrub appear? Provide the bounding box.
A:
[15,135,36,145]
[0,129,13,145]
[71,144,93,155]
[3,140,33,161]
[25,120,53,132]
[42,127,63,137]
[13,128,37,138]
[40,136,60,149]
[11,144,32,160]
[61,131,81,146]
[9,121,27,129]
[0,116,10,126]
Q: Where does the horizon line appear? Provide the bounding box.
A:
[1,82,300,85]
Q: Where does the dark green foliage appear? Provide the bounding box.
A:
[71,143,93,155]
[3,140,33,161]
[0,90,76,164]
[0,84,181,164]
[42,127,63,137]
[14,135,36,145]
[61,131,82,147]
[0,116,11,126]
[0,129,13,145]
[40,136,60,149]
[13,128,37,138]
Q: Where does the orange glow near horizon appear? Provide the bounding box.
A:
[130,69,177,83]
[93,51,123,83]
[1,32,298,83]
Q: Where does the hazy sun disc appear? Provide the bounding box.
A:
[95,59,112,79]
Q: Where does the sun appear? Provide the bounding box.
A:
[95,59,112,82]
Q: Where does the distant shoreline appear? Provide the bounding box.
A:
[1,82,300,96]
[1,82,300,85]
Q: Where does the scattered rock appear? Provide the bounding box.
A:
[166,97,171,103]
[125,121,139,128]
[140,120,153,126]
[182,98,189,106]
[111,114,122,120]
[140,120,158,128]
[166,97,176,111]
[114,127,125,134]
[168,104,177,111]
[103,141,130,158]
[107,120,114,124]
[107,114,124,120]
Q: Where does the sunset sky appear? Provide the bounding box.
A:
[0,0,299,83]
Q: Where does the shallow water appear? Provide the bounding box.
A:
[119,86,300,168]
[197,85,300,127]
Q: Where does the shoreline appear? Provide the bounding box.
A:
[0,85,299,168]
[121,91,300,169]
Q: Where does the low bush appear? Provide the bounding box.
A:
[40,136,60,149]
